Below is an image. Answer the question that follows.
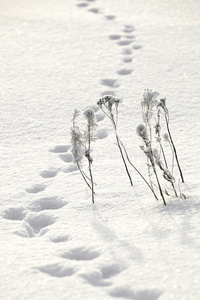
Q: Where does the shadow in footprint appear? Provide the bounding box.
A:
[123,57,133,63]
[100,79,120,88]
[40,169,59,178]
[122,48,133,55]
[96,113,105,123]
[96,129,108,139]
[59,153,73,163]
[124,35,135,39]
[123,25,135,33]
[101,263,124,279]
[109,287,162,300]
[49,145,71,153]
[117,40,133,46]
[80,270,111,287]
[132,44,142,50]
[61,247,100,261]
[37,263,75,278]
[2,207,26,221]
[109,34,121,40]
[77,2,89,7]
[30,196,68,212]
[25,184,46,194]
[105,15,116,20]
[25,212,56,234]
[117,69,133,76]
[88,8,99,14]
[51,235,70,243]
[85,104,99,113]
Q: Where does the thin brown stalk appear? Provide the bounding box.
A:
[120,141,158,200]
[165,114,184,183]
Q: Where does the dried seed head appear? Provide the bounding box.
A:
[83,108,97,130]
[155,123,161,135]
[163,169,175,183]
[142,89,159,109]
[97,95,120,112]
[163,133,170,142]
[136,124,148,140]
[71,128,84,164]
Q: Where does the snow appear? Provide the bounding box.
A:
[1,0,200,299]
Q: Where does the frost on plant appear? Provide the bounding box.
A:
[71,108,97,203]
[97,95,158,200]
[71,110,84,164]
[141,89,159,124]
[136,89,185,204]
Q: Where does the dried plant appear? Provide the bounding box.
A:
[97,95,158,199]
[158,98,184,183]
[97,95,133,186]
[137,89,185,204]
[71,108,97,203]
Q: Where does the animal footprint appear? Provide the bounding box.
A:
[109,34,121,40]
[132,44,142,50]
[77,2,89,7]
[49,145,71,153]
[80,269,111,286]
[40,169,59,178]
[86,104,99,113]
[117,40,133,46]
[105,15,116,20]
[25,184,46,194]
[109,286,162,300]
[122,48,133,55]
[59,153,73,163]
[96,128,108,139]
[101,263,123,279]
[37,263,75,277]
[30,196,67,212]
[123,25,135,33]
[51,235,70,243]
[25,212,56,234]
[95,113,105,122]
[123,57,133,63]
[2,206,26,221]
[117,68,133,75]
[61,246,100,261]
[124,35,135,39]
[100,79,120,88]
[88,8,99,14]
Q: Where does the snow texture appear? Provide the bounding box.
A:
[1,0,200,299]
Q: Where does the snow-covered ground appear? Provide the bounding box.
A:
[1,0,200,299]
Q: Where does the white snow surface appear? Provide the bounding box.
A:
[1,0,200,299]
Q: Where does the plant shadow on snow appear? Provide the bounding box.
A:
[145,196,200,249]
[156,196,200,214]
[91,205,143,262]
